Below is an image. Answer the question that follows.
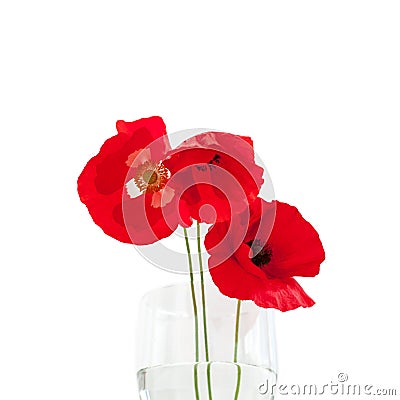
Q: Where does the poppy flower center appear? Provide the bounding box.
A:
[142,170,158,185]
[247,239,272,268]
[133,161,170,194]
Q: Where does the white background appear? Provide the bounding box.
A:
[1,1,399,399]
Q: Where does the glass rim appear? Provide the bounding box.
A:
[138,281,276,318]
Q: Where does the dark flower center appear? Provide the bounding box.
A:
[133,161,170,193]
[208,154,221,165]
[142,170,158,185]
[247,239,272,268]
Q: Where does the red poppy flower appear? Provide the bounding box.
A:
[163,132,264,224]
[78,118,265,246]
[77,116,186,245]
[205,199,325,311]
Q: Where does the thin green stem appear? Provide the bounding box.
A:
[234,365,241,400]
[233,300,242,400]
[194,363,200,399]
[233,300,241,362]
[183,227,200,400]
[197,222,210,362]
[197,221,212,400]
[207,363,213,400]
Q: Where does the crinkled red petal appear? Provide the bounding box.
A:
[77,116,171,244]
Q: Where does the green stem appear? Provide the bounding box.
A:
[197,221,212,400]
[183,227,200,400]
[207,362,213,400]
[197,222,210,361]
[233,300,241,362]
[233,300,242,400]
[194,363,200,399]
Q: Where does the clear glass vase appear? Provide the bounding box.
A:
[136,281,277,400]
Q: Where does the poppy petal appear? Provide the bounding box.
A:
[205,197,324,311]
[164,132,264,223]
[205,218,249,266]
[80,193,132,243]
[209,244,315,312]
[264,201,325,278]
[77,116,170,244]
[116,117,170,164]
[121,191,179,245]
[253,277,315,311]
[208,245,263,301]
